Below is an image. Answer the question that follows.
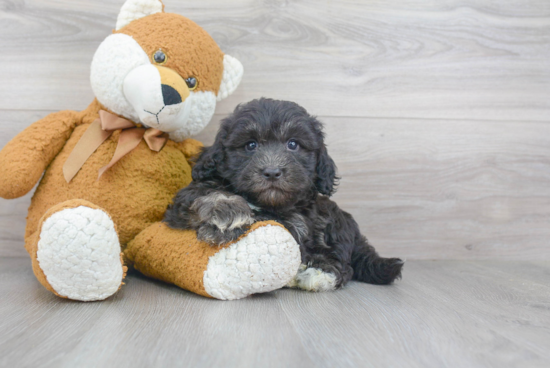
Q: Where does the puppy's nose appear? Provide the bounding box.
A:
[262,167,282,181]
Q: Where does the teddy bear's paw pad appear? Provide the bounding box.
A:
[37,206,124,301]
[203,225,301,300]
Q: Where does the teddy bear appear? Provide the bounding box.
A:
[0,0,300,301]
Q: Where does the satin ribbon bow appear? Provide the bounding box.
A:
[63,110,168,183]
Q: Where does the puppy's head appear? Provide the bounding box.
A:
[193,98,338,209]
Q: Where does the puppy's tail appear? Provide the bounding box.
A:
[351,237,404,285]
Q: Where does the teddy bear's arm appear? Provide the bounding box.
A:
[175,138,204,166]
[0,110,80,199]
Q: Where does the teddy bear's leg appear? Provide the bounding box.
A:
[26,199,126,301]
[125,221,301,300]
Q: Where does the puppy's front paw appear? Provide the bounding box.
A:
[191,193,254,245]
[196,223,247,245]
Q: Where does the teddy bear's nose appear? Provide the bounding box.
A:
[161,84,182,106]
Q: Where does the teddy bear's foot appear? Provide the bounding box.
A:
[28,200,125,301]
[203,223,301,300]
[126,221,301,300]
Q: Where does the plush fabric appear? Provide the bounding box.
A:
[117,13,225,95]
[33,199,127,301]
[116,0,164,30]
[126,220,299,299]
[27,199,127,299]
[0,110,80,199]
[217,55,245,101]
[23,99,198,246]
[0,0,299,301]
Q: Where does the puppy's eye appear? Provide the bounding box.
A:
[287,139,299,151]
[185,77,198,91]
[153,49,167,64]
[245,141,258,152]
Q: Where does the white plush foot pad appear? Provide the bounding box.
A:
[287,264,337,292]
[203,225,301,300]
[37,206,124,301]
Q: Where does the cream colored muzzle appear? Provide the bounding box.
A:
[123,64,192,132]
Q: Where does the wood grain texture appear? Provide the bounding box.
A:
[1,258,549,368]
[1,0,550,260]
[0,0,549,120]
[2,2,550,367]
[2,110,550,260]
[324,117,550,260]
[200,114,550,260]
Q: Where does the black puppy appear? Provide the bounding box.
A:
[165,98,403,291]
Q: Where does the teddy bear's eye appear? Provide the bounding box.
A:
[185,77,198,91]
[153,50,167,64]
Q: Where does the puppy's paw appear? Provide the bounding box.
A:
[286,264,338,292]
[196,223,247,245]
[191,193,254,245]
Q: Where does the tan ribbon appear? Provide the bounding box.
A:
[63,110,168,183]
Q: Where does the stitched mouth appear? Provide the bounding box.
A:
[143,106,165,125]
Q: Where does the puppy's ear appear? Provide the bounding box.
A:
[315,145,338,196]
[192,141,225,181]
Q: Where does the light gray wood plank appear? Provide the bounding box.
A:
[200,114,550,260]
[1,258,549,368]
[0,0,549,120]
[2,111,550,260]
[0,194,32,258]
[0,257,312,368]
[325,117,550,260]
[277,260,550,368]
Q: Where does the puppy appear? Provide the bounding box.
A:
[164,98,403,291]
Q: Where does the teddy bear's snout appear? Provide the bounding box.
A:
[155,65,190,106]
[122,63,196,131]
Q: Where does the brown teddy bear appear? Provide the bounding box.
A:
[0,0,300,301]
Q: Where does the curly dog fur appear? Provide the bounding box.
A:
[165,98,403,290]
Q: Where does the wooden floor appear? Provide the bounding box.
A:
[1,1,550,367]
[1,258,549,368]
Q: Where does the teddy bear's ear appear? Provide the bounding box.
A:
[115,0,165,31]
[217,55,244,101]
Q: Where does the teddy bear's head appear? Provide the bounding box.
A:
[90,0,243,141]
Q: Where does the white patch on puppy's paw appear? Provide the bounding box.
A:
[287,265,337,292]
[37,206,124,301]
[286,264,307,288]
